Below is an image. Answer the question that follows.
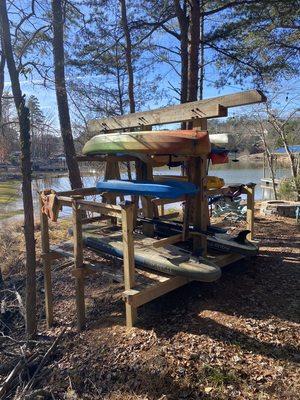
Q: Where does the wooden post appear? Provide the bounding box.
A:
[103,158,123,225]
[72,198,86,331]
[189,118,209,255]
[39,194,53,328]
[135,159,155,236]
[245,184,255,240]
[120,201,137,327]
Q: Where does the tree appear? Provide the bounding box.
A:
[120,0,135,113]
[27,95,45,158]
[51,0,83,189]
[0,32,5,134]
[205,0,300,87]
[266,103,300,200]
[0,0,37,337]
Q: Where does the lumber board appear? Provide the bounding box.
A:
[122,276,190,307]
[72,200,86,331]
[144,233,183,248]
[89,104,227,132]
[57,187,99,197]
[76,199,122,217]
[88,90,266,132]
[212,252,245,268]
[39,195,53,328]
[152,196,185,206]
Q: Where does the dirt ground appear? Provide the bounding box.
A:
[0,212,299,399]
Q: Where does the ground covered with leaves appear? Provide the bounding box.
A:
[0,213,299,399]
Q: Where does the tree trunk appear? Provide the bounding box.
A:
[0,0,37,337]
[120,0,135,113]
[261,128,278,199]
[0,35,5,135]
[268,112,300,200]
[187,0,200,102]
[199,4,204,100]
[115,45,124,115]
[174,0,189,104]
[0,36,4,286]
[51,0,82,189]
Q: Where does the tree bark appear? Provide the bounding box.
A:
[51,0,82,189]
[0,35,5,135]
[261,127,278,199]
[0,0,37,337]
[199,5,204,100]
[187,0,200,103]
[120,0,135,113]
[174,0,189,104]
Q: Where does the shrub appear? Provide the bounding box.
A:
[278,175,300,201]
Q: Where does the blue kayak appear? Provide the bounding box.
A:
[96,179,199,199]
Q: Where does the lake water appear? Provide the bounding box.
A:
[0,162,291,223]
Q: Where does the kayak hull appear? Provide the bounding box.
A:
[96,179,199,199]
[83,130,211,156]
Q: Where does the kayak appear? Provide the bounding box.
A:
[96,179,199,199]
[83,130,211,156]
[83,231,221,282]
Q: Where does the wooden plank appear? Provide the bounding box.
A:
[120,202,137,327]
[89,104,227,132]
[88,90,266,132]
[245,184,255,240]
[152,196,185,206]
[136,159,155,236]
[153,175,188,182]
[190,118,208,255]
[76,199,122,217]
[39,195,53,328]
[72,200,86,331]
[122,276,190,308]
[213,252,245,268]
[81,215,111,224]
[146,233,183,248]
[57,187,98,197]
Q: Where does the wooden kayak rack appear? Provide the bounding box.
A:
[39,89,265,331]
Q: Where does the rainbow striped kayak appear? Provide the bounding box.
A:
[83,130,211,156]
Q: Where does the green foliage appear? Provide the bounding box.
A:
[275,120,300,148]
[206,0,300,87]
[278,175,300,201]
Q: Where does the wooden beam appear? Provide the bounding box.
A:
[245,184,255,240]
[76,199,122,217]
[39,195,53,328]
[120,202,137,327]
[88,90,266,132]
[72,200,86,331]
[123,276,190,308]
[136,159,156,237]
[213,252,245,268]
[147,233,183,248]
[151,196,185,206]
[88,104,227,132]
[190,118,208,255]
[56,187,98,197]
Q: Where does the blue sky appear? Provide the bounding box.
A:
[3,1,299,127]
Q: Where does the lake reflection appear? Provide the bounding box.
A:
[0,161,291,222]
